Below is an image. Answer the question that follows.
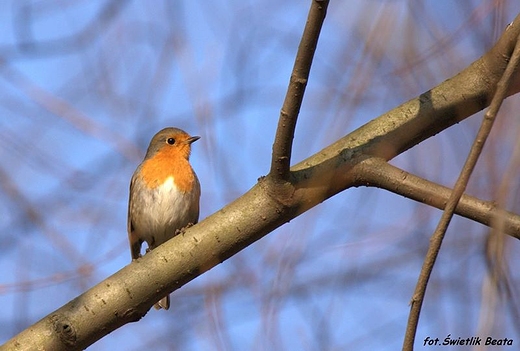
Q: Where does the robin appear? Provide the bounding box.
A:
[127,127,201,310]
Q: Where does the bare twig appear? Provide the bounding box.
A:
[269,0,329,181]
[354,158,520,239]
[0,166,87,265]
[402,32,520,351]
[7,0,131,59]
[0,64,142,162]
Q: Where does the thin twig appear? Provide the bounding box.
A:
[402,32,520,351]
[269,0,329,181]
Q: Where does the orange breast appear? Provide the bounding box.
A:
[140,147,196,193]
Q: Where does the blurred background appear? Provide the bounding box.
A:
[1,1,520,350]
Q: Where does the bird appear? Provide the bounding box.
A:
[127,127,200,310]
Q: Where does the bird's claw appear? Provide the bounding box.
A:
[176,222,194,236]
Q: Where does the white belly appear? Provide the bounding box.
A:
[131,176,199,249]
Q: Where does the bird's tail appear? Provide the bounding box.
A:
[154,294,170,310]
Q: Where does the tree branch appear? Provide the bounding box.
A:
[354,157,520,239]
[402,28,520,351]
[4,10,520,351]
[269,0,329,181]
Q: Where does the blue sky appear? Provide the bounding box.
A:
[1,1,520,350]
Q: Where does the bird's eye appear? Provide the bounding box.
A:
[167,138,175,145]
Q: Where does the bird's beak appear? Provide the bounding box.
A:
[186,136,200,144]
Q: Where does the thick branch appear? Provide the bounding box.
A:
[296,17,520,169]
[269,0,329,181]
[402,28,520,351]
[4,11,520,351]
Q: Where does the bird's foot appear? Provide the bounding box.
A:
[176,222,195,236]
